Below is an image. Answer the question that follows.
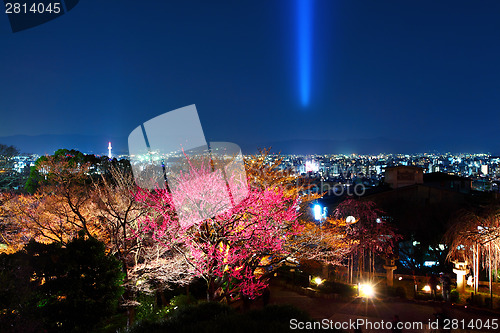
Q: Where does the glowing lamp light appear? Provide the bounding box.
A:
[437,285,441,290]
[313,277,324,285]
[359,283,375,298]
[398,277,403,281]
[423,285,431,292]
[346,216,356,224]
[467,276,473,287]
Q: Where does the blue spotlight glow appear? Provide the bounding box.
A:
[313,204,322,221]
[297,0,312,106]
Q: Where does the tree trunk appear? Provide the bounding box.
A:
[207,278,216,302]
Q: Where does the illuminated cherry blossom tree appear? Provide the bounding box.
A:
[132,157,300,301]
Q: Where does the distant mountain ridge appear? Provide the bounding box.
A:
[0,134,497,156]
[0,135,129,156]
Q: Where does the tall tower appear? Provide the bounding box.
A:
[108,142,112,159]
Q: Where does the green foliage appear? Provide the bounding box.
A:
[135,293,159,322]
[169,294,196,307]
[450,289,459,303]
[317,281,357,297]
[123,302,329,333]
[136,293,196,323]
[24,149,133,193]
[0,236,124,333]
[24,166,41,194]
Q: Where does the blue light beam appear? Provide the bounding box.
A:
[297,0,312,107]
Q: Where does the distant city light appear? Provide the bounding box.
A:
[423,261,437,267]
[305,160,319,172]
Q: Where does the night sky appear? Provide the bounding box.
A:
[2,1,500,155]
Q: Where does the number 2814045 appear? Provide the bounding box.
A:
[5,2,62,14]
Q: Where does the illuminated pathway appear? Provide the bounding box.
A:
[263,282,499,332]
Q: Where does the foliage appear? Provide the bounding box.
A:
[334,198,400,256]
[135,293,196,323]
[7,153,144,291]
[445,205,500,291]
[10,152,107,246]
[24,166,41,194]
[134,178,299,301]
[24,149,127,194]
[132,149,302,301]
[123,302,324,333]
[333,198,401,279]
[297,217,354,266]
[246,149,350,265]
[0,192,24,254]
[135,293,164,323]
[317,281,356,297]
[0,144,19,158]
[0,236,124,333]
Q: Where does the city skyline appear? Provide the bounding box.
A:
[3,132,500,157]
[2,1,500,155]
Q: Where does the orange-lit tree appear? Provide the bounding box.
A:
[0,192,25,254]
[10,152,105,246]
[244,149,342,263]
